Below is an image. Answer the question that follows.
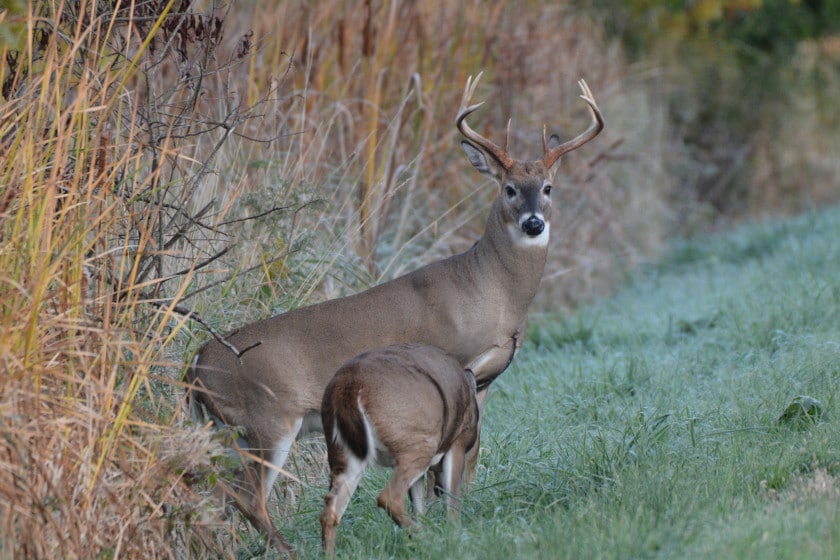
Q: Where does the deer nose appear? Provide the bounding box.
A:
[521,215,545,236]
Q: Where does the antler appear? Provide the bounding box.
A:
[542,79,604,169]
[456,72,515,170]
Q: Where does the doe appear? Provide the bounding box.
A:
[320,343,479,556]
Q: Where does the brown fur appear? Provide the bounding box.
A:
[320,343,478,556]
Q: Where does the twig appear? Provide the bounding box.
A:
[582,136,625,183]
[169,246,231,279]
[218,204,293,227]
[163,199,217,251]
[146,298,261,359]
[178,246,300,303]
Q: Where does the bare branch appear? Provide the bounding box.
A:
[144,297,261,359]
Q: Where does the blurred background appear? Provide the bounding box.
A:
[1,0,839,556]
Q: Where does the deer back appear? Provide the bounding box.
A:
[322,343,478,465]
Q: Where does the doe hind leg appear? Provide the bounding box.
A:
[321,451,368,557]
[377,458,430,528]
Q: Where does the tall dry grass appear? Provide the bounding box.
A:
[190,0,668,317]
[0,2,263,557]
[0,1,670,557]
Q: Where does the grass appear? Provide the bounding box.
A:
[268,204,840,559]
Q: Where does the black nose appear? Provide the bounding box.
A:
[521,216,545,236]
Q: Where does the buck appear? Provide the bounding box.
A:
[320,343,479,557]
[186,73,603,554]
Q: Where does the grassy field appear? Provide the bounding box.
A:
[267,204,840,559]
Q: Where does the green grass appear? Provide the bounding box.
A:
[271,204,840,559]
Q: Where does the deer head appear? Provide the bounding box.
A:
[457,73,604,246]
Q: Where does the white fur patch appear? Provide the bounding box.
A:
[345,452,367,482]
[330,452,367,520]
[508,220,550,248]
[264,416,303,495]
[358,397,396,467]
[409,477,426,514]
[440,450,455,493]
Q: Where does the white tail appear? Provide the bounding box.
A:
[185,73,603,552]
[319,343,478,557]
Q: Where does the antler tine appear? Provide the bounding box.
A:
[543,79,605,169]
[456,72,514,170]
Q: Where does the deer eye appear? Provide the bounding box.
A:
[505,185,516,198]
[543,184,553,196]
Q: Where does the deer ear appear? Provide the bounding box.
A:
[545,134,563,177]
[461,140,503,178]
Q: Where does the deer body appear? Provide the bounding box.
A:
[192,203,542,417]
[186,74,603,554]
[320,343,479,556]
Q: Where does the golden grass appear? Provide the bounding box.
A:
[0,3,237,557]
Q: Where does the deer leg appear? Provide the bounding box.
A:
[425,463,443,502]
[262,417,304,493]
[321,450,367,557]
[464,388,488,484]
[238,485,297,559]
[441,444,468,521]
[377,461,427,528]
[218,419,302,559]
[408,475,426,515]
[429,385,490,499]
[217,461,296,559]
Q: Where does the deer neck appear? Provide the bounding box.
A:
[470,198,549,306]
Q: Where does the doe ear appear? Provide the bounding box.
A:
[461,140,504,178]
